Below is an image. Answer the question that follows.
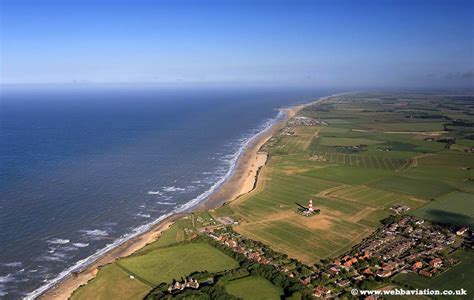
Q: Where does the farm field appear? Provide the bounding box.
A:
[412,192,474,227]
[73,242,239,300]
[224,276,283,299]
[228,92,474,266]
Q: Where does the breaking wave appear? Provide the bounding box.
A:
[162,186,186,192]
[46,239,69,245]
[147,191,162,195]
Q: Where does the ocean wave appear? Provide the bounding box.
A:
[0,274,13,297]
[72,243,89,248]
[79,229,109,237]
[46,238,70,245]
[2,262,22,268]
[147,191,162,195]
[136,213,151,218]
[156,201,176,205]
[25,110,287,300]
[38,253,69,262]
[0,274,13,283]
[162,186,186,192]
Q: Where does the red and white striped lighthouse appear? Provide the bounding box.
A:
[308,199,314,212]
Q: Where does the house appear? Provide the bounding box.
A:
[412,261,422,270]
[343,260,353,267]
[336,279,351,288]
[328,267,339,276]
[419,270,433,277]
[376,269,392,278]
[363,268,374,276]
[313,286,332,298]
[456,227,469,236]
[429,258,443,268]
[353,275,365,281]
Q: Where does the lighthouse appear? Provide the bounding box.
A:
[308,199,314,212]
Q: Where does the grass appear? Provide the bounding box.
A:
[302,165,393,185]
[139,217,194,252]
[74,242,239,300]
[370,175,455,200]
[71,264,151,300]
[412,192,474,227]
[225,276,283,300]
[119,242,239,286]
[328,185,427,209]
[319,137,384,146]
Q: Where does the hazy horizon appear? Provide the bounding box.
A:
[1,0,473,89]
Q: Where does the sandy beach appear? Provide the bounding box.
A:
[37,104,303,300]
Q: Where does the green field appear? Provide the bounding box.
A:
[413,192,474,227]
[228,92,474,265]
[225,276,284,299]
[71,264,151,300]
[119,242,238,286]
[73,242,239,299]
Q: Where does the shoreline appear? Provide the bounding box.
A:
[36,104,304,300]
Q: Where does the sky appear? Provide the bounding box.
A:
[0,0,473,88]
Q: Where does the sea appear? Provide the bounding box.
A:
[0,85,332,299]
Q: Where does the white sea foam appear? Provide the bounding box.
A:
[38,252,68,262]
[79,230,108,237]
[147,191,162,195]
[0,274,13,297]
[162,186,186,192]
[2,262,22,268]
[46,238,69,245]
[136,213,151,218]
[0,274,13,283]
[24,110,286,300]
[156,201,176,205]
[72,243,89,248]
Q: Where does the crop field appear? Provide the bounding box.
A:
[231,164,375,263]
[328,185,427,209]
[224,276,283,299]
[412,192,474,227]
[319,137,384,146]
[273,126,319,155]
[230,92,474,265]
[310,151,408,170]
[357,121,446,132]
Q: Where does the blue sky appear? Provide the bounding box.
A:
[1,0,473,88]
